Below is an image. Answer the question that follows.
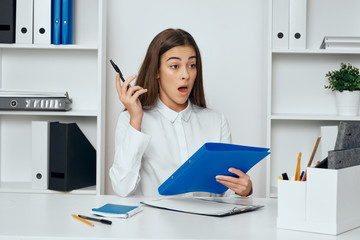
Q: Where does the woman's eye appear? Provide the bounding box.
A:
[189,64,196,68]
[171,65,178,69]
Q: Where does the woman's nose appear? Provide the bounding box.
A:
[181,67,190,80]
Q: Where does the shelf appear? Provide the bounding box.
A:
[0,182,96,194]
[0,44,98,50]
[271,114,360,121]
[0,110,98,117]
[272,49,360,54]
[267,0,360,198]
[0,0,106,195]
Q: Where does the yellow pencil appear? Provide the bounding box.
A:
[72,214,94,227]
[295,152,302,181]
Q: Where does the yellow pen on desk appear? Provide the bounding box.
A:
[295,152,302,181]
[72,214,94,227]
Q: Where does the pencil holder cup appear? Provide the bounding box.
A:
[278,180,306,222]
[277,165,360,235]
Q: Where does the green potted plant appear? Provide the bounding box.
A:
[325,62,360,116]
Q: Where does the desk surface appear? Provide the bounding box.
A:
[0,193,359,240]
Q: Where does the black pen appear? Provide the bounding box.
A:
[78,214,112,225]
[281,172,289,180]
[110,59,125,82]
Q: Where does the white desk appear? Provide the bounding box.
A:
[0,193,359,239]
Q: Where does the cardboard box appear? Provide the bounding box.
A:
[277,165,360,235]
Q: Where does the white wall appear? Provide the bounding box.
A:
[105,0,269,196]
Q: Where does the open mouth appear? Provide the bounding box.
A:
[178,86,188,93]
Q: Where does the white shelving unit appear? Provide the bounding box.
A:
[267,0,360,197]
[0,0,106,195]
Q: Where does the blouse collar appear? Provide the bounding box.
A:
[155,98,192,123]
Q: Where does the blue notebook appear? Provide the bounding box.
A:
[92,204,142,218]
[158,142,270,195]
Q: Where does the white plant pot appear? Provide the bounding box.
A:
[335,90,360,116]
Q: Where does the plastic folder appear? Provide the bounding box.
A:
[158,142,270,195]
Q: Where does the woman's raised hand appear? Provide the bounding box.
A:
[115,73,148,131]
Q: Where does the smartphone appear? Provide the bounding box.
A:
[110,59,125,82]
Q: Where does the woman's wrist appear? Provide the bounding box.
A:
[130,117,142,131]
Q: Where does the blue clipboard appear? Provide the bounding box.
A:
[158,142,270,195]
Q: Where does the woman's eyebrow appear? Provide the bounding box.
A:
[166,56,197,61]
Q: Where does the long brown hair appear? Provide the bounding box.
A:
[136,28,206,109]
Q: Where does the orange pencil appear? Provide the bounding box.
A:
[295,152,302,181]
[72,214,94,227]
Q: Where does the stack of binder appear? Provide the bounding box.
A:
[328,121,360,169]
[272,0,307,49]
[1,0,73,44]
[50,0,73,45]
[32,121,96,191]
[320,36,360,50]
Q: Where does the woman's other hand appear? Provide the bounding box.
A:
[216,168,252,196]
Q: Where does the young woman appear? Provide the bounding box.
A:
[110,28,252,197]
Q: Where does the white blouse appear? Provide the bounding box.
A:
[109,98,232,197]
